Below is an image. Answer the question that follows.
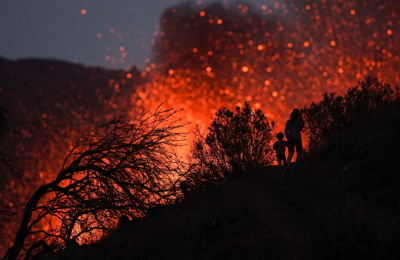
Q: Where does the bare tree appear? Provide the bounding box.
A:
[2,105,186,260]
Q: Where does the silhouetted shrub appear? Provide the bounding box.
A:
[186,102,275,190]
[302,77,399,151]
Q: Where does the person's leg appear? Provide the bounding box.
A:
[295,139,303,162]
[287,139,294,165]
[282,155,287,171]
[287,153,293,164]
[277,155,283,171]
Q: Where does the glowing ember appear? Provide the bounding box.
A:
[133,0,399,133]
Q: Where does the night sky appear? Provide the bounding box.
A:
[0,0,269,70]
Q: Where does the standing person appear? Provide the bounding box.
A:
[284,108,305,165]
[273,132,287,172]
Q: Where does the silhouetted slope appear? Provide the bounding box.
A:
[0,57,140,118]
[46,168,316,260]
[283,102,400,259]
[44,103,400,260]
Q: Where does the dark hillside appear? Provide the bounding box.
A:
[0,57,140,119]
[43,103,400,260]
[0,57,142,188]
[282,102,400,259]
[45,168,316,260]
[0,57,141,179]
[0,57,142,252]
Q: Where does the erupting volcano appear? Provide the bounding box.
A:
[134,0,399,127]
[1,0,399,256]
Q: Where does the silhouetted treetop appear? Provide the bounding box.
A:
[185,102,275,192]
[302,77,399,151]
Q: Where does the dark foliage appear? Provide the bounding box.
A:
[301,77,399,151]
[186,103,275,191]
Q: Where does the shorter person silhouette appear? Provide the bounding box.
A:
[273,132,287,172]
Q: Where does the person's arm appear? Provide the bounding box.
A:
[299,117,305,131]
[284,121,289,137]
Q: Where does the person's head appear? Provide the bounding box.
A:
[277,132,284,140]
[290,108,301,121]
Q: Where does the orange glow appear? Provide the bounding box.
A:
[4,2,400,255]
[80,9,87,15]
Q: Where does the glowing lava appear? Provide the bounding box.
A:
[132,0,399,133]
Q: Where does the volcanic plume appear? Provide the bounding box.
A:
[133,0,399,128]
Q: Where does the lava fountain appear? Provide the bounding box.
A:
[132,0,399,134]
